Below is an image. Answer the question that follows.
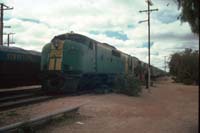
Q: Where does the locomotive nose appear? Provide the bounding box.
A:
[48,40,64,71]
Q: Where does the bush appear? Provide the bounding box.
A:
[113,74,142,96]
[182,78,194,85]
[169,49,199,85]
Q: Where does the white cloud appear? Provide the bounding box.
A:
[1,0,199,71]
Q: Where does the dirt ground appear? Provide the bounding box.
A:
[0,77,198,133]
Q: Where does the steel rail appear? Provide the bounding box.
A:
[0,93,38,103]
[0,96,54,111]
[0,88,41,98]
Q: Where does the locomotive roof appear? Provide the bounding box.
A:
[53,33,116,49]
[0,45,41,56]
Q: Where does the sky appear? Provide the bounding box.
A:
[1,0,199,71]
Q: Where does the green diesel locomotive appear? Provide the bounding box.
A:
[41,32,164,92]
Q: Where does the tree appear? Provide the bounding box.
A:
[176,0,199,34]
[169,48,199,85]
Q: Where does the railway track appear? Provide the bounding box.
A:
[0,95,55,111]
[0,85,92,111]
[0,86,63,111]
[0,86,41,98]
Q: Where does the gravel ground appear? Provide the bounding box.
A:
[0,77,198,133]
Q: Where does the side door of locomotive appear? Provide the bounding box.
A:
[89,41,97,73]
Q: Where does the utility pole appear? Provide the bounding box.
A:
[164,56,168,73]
[3,33,15,46]
[139,0,158,90]
[0,3,13,46]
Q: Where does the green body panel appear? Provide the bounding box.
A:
[96,45,124,74]
[63,41,124,74]
[41,33,166,77]
[41,38,124,74]
[62,40,95,73]
[41,40,95,73]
